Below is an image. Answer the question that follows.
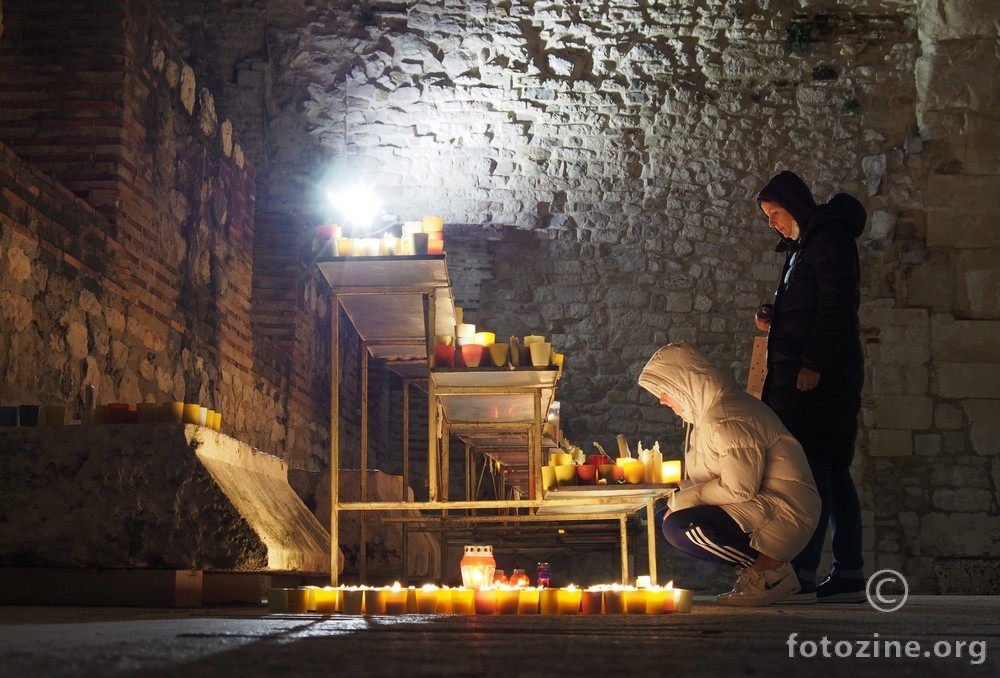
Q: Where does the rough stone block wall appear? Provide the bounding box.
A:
[232,0,996,593]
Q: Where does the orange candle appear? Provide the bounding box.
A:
[663,583,676,613]
[580,588,603,615]
[314,586,340,613]
[474,588,496,615]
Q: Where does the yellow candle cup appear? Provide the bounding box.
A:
[517,588,539,615]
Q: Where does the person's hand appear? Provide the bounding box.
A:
[754,304,773,332]
[796,366,821,391]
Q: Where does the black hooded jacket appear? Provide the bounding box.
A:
[757,172,866,460]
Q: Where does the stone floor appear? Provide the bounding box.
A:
[1,596,997,677]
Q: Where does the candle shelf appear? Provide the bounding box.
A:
[319,256,677,588]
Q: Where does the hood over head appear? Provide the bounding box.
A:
[637,341,737,424]
[813,192,867,239]
[756,170,817,226]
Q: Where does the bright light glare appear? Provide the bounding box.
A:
[327,185,380,230]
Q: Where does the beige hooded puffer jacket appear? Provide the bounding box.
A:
[638,341,820,562]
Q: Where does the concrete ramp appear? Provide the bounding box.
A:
[0,424,331,576]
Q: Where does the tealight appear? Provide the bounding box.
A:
[557,585,582,615]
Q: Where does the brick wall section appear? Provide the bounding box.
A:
[0,0,329,466]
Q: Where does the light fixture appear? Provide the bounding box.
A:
[326,184,380,234]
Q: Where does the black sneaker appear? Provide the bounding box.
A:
[816,575,866,603]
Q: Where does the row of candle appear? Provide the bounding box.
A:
[268,584,693,616]
[90,401,222,430]
[317,217,446,257]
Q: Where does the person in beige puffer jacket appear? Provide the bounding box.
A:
[638,341,821,606]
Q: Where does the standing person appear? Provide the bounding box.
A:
[754,170,867,603]
[639,341,820,607]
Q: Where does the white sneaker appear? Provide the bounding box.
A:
[717,562,801,607]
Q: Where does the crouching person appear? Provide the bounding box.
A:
[638,341,820,606]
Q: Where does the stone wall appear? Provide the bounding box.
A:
[0,0,328,466]
[239,0,996,593]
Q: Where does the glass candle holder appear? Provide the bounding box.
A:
[460,545,496,589]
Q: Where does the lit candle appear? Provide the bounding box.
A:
[450,588,475,615]
[663,582,676,613]
[384,582,408,615]
[624,587,647,614]
[662,460,682,484]
[603,585,626,614]
[472,331,495,347]
[557,585,582,615]
[406,586,417,613]
[474,588,496,615]
[415,585,439,614]
[298,585,319,612]
[538,588,559,615]
[580,588,603,615]
[427,232,444,255]
[437,586,454,614]
[341,586,363,615]
[495,587,520,615]
[517,588,539,615]
[314,586,340,613]
[645,586,669,615]
[432,343,455,368]
[365,586,386,615]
